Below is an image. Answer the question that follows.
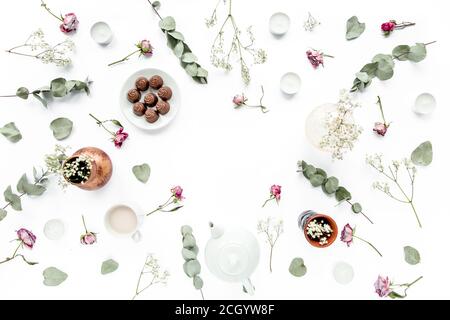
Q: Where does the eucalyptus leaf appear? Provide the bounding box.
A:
[375,62,394,81]
[173,41,185,58]
[32,93,48,108]
[50,78,68,97]
[315,168,327,179]
[132,163,151,183]
[335,186,352,202]
[352,202,362,213]
[191,244,199,255]
[182,52,198,63]
[159,16,176,31]
[404,246,420,265]
[407,43,426,62]
[310,174,325,187]
[388,291,406,299]
[65,80,76,92]
[184,63,198,77]
[181,225,193,236]
[182,248,197,261]
[346,16,365,40]
[0,122,22,143]
[0,209,6,221]
[4,186,22,211]
[16,174,28,194]
[111,120,123,128]
[184,260,201,277]
[196,67,208,78]
[356,72,370,82]
[304,165,316,179]
[193,276,203,289]
[43,267,68,286]
[165,205,183,212]
[183,234,196,248]
[360,62,378,78]
[152,1,161,9]
[101,259,119,274]
[16,87,29,99]
[289,258,307,277]
[23,183,46,196]
[169,31,185,41]
[324,177,339,194]
[372,54,395,68]
[392,45,410,61]
[50,118,73,140]
[411,141,432,166]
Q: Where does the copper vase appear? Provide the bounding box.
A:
[64,147,113,190]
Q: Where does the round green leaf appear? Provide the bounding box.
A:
[372,54,395,68]
[352,202,362,213]
[50,117,73,140]
[183,234,196,248]
[132,163,151,183]
[304,165,316,179]
[356,72,370,82]
[335,186,352,202]
[182,248,197,261]
[168,31,184,41]
[43,267,68,286]
[16,87,29,99]
[407,43,427,62]
[411,141,432,166]
[375,59,394,81]
[323,177,339,194]
[315,168,327,179]
[310,174,325,187]
[346,16,365,40]
[182,52,198,63]
[50,78,68,97]
[289,258,307,277]
[173,41,185,58]
[0,122,22,143]
[181,225,193,236]
[0,208,7,221]
[101,259,119,275]
[193,275,203,289]
[392,45,410,61]
[360,62,378,78]
[404,246,420,265]
[4,186,21,211]
[159,16,176,31]
[185,63,198,77]
[183,260,201,277]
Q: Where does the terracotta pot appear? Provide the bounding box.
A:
[298,210,338,248]
[63,147,113,190]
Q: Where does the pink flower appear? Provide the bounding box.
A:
[374,275,392,297]
[60,13,79,33]
[270,185,282,201]
[373,122,388,136]
[340,223,354,247]
[171,186,184,201]
[16,228,36,249]
[381,21,396,32]
[233,94,247,106]
[138,40,153,57]
[114,127,129,148]
[306,49,324,69]
[80,232,97,245]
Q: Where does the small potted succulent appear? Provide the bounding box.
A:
[298,210,338,248]
[45,145,113,190]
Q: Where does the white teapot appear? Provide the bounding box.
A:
[204,222,260,295]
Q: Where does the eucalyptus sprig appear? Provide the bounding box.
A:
[181,225,205,300]
[0,77,91,108]
[0,168,51,222]
[351,41,436,92]
[146,0,208,84]
[297,160,373,224]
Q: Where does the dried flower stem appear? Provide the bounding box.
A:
[108,49,141,67]
[390,276,423,297]
[353,235,383,257]
[40,0,63,22]
[257,218,283,273]
[0,242,37,266]
[376,96,388,125]
[89,114,116,137]
[242,86,268,113]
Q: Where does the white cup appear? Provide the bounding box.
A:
[104,204,143,241]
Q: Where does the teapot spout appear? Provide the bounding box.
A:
[209,222,224,239]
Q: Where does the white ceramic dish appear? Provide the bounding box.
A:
[269,12,290,36]
[280,72,301,95]
[90,22,113,45]
[120,68,180,131]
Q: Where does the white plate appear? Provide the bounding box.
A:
[120,68,180,131]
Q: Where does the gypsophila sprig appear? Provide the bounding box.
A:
[146,0,208,84]
[6,29,74,66]
[132,254,169,300]
[366,154,422,228]
[297,160,373,224]
[207,0,267,85]
[304,12,320,31]
[320,90,363,160]
[0,77,91,108]
[181,226,205,300]
[1,168,50,222]
[257,217,283,273]
[351,41,436,92]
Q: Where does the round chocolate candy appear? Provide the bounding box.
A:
[133,102,146,116]
[157,86,172,101]
[156,100,170,115]
[145,108,159,123]
[149,75,163,89]
[127,89,141,103]
[135,76,149,91]
[143,93,158,107]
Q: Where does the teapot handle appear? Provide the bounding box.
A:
[242,278,255,295]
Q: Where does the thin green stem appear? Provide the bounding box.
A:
[0,94,18,98]
[353,235,383,257]
[147,196,174,216]
[40,0,63,22]
[146,0,163,20]
[262,196,273,208]
[346,200,374,224]
[81,215,88,233]
[89,113,116,137]
[200,289,205,300]
[376,96,388,125]
[409,201,422,228]
[108,49,140,67]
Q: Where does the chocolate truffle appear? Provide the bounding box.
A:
[135,76,149,91]
[127,89,141,103]
[133,102,146,116]
[149,75,163,89]
[145,108,159,123]
[158,86,172,101]
[143,93,158,107]
[156,100,170,115]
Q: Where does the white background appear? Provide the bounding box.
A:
[0,0,448,300]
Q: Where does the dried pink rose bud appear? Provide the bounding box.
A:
[17,228,37,249]
[381,21,396,33]
[60,13,79,33]
[373,122,388,136]
[374,275,392,297]
[306,49,324,69]
[80,232,97,245]
[138,40,153,57]
[233,94,246,106]
[270,185,282,201]
[114,127,129,148]
[340,223,354,246]
[171,186,184,201]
